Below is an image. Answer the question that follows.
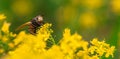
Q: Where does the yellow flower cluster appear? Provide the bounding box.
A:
[0,14,115,59]
[0,14,16,55]
[0,14,6,20]
[111,0,120,14]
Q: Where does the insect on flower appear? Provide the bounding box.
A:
[16,15,44,35]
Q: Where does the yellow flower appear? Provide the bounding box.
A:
[77,51,87,57]
[105,46,115,58]
[77,50,91,59]
[11,0,33,16]
[37,23,52,41]
[82,0,103,9]
[1,21,11,33]
[1,23,115,59]
[1,36,8,42]
[89,38,115,57]
[90,38,99,46]
[8,43,15,48]
[90,55,99,59]
[13,31,26,45]
[111,0,120,14]
[88,46,97,54]
[63,6,76,21]
[0,49,4,53]
[0,14,6,20]
[10,32,17,37]
[40,45,64,59]
[5,23,52,59]
[60,29,82,54]
[79,12,97,28]
[80,41,88,51]
[60,28,90,59]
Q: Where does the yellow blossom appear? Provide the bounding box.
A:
[37,23,52,41]
[90,38,100,46]
[5,23,52,59]
[90,55,99,59]
[11,0,33,16]
[1,36,8,42]
[40,45,64,59]
[89,38,115,57]
[0,22,115,59]
[82,0,103,9]
[13,31,26,45]
[10,32,17,37]
[88,46,97,54]
[111,0,120,14]
[60,29,82,54]
[1,21,11,33]
[77,50,90,59]
[0,14,6,20]
[8,43,15,48]
[77,51,87,57]
[0,49,4,53]
[63,6,76,21]
[105,46,115,58]
[79,12,97,28]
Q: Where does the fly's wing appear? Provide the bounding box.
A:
[15,22,31,31]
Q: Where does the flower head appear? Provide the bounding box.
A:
[0,14,6,20]
[1,21,11,33]
[0,22,115,59]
